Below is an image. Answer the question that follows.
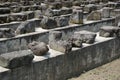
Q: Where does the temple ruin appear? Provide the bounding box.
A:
[0,0,120,80]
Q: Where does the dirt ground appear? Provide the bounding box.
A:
[69,58,120,80]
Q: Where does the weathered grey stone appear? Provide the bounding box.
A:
[61,7,73,15]
[49,40,72,53]
[9,13,27,22]
[40,3,49,14]
[40,16,57,29]
[21,6,31,11]
[70,10,83,24]
[99,26,120,37]
[10,6,22,13]
[34,10,43,19]
[49,31,72,53]
[72,30,96,44]
[87,11,102,20]
[15,21,35,35]
[62,1,73,8]
[0,50,34,69]
[28,41,49,56]
[49,2,62,9]
[68,37,82,47]
[73,1,80,6]
[0,2,11,7]
[24,11,34,19]
[44,8,54,17]
[0,15,9,24]
[112,9,120,17]
[102,7,113,18]
[52,9,61,16]
[55,16,69,27]
[0,28,15,38]
[49,31,62,41]
[0,8,10,14]
[84,4,97,13]
[30,5,40,11]
[118,22,120,27]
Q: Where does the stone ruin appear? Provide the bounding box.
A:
[0,0,120,80]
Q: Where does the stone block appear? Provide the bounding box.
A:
[0,50,34,69]
[49,31,62,41]
[34,10,43,19]
[44,8,54,17]
[118,22,120,27]
[9,13,27,22]
[68,37,82,47]
[99,26,120,37]
[30,5,40,11]
[49,31,72,53]
[52,9,61,16]
[61,7,73,15]
[28,41,49,56]
[15,21,35,35]
[49,40,72,53]
[72,30,96,44]
[21,6,31,11]
[55,16,69,27]
[0,15,9,24]
[0,2,11,7]
[70,10,83,24]
[40,16,57,29]
[73,1,81,6]
[10,6,22,13]
[62,1,73,8]
[49,2,62,9]
[87,11,102,20]
[84,4,97,13]
[24,11,34,19]
[0,8,11,14]
[102,7,113,18]
[0,28,15,38]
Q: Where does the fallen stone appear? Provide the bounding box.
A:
[0,50,34,69]
[99,26,120,37]
[15,21,35,35]
[49,40,72,53]
[0,15,9,24]
[40,16,57,29]
[70,10,83,24]
[87,11,102,20]
[21,6,31,11]
[34,10,43,19]
[61,7,73,15]
[10,6,22,13]
[44,8,54,17]
[73,1,81,6]
[49,31,62,41]
[0,28,15,38]
[49,2,62,9]
[118,22,120,27]
[84,4,97,13]
[102,7,113,18]
[55,16,69,27]
[72,30,96,44]
[9,13,27,22]
[62,1,73,8]
[0,8,10,14]
[24,11,34,19]
[68,37,82,47]
[52,9,61,16]
[28,41,49,56]
[49,31,72,53]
